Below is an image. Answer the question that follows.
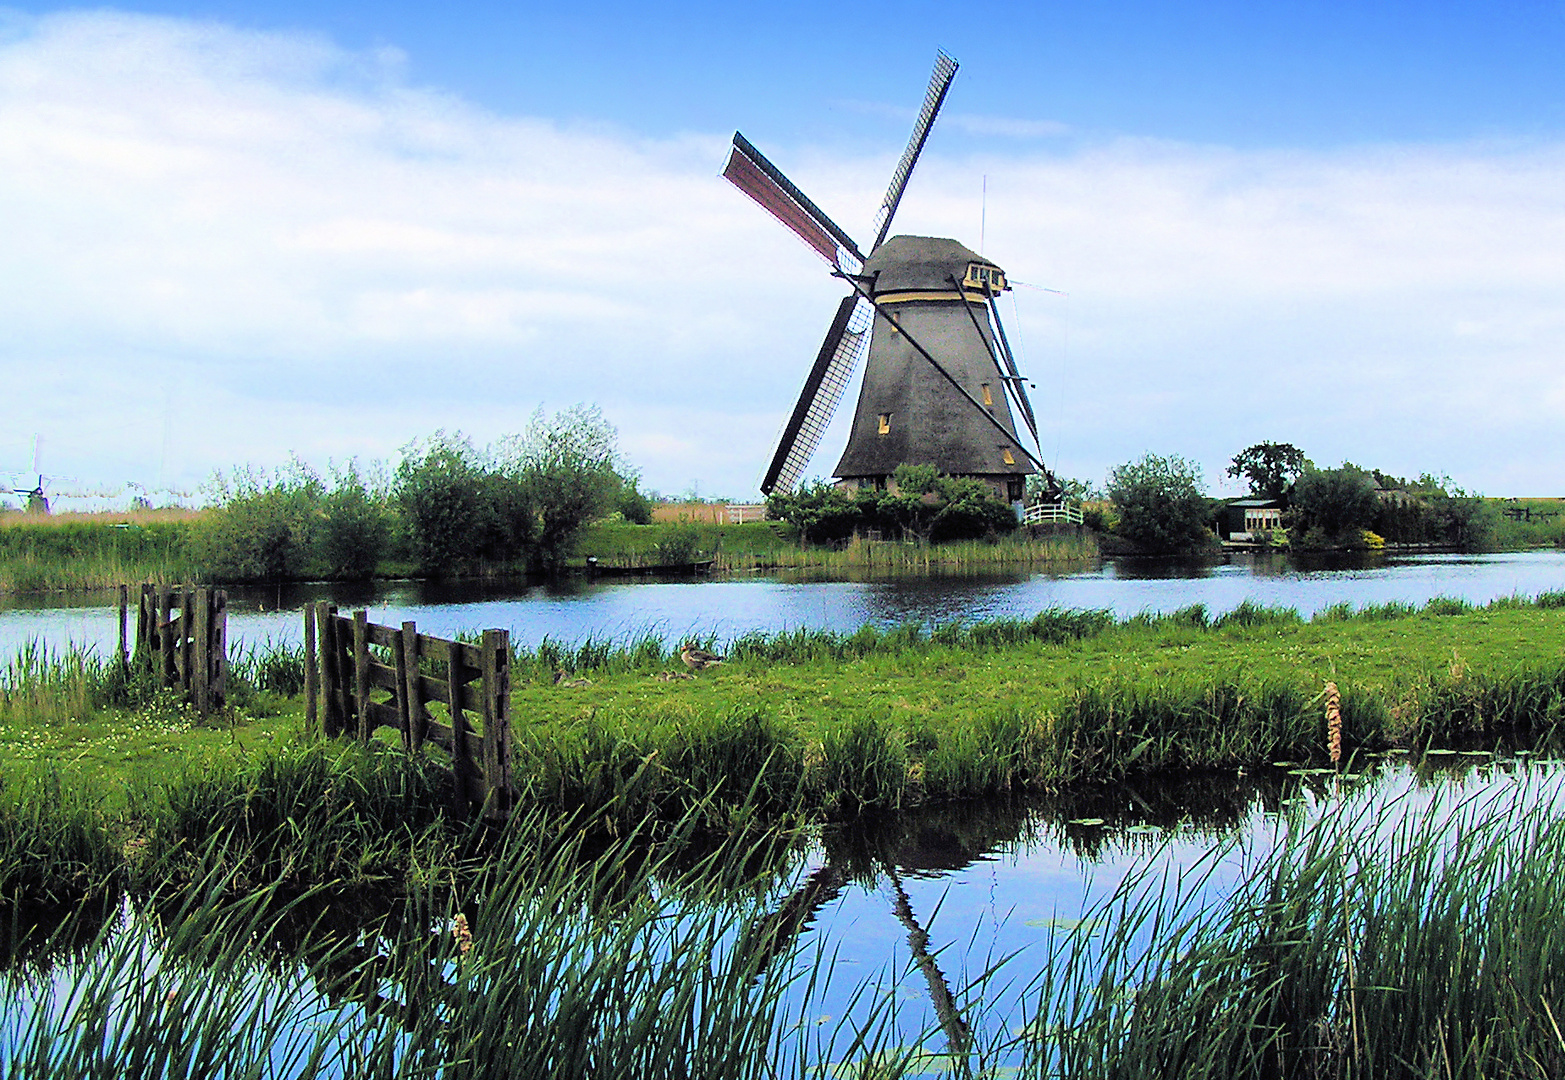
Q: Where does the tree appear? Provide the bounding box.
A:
[1290,465,1379,538]
[193,460,325,581]
[499,405,627,571]
[393,432,501,573]
[1106,453,1214,552]
[319,461,391,580]
[1227,442,1311,503]
[882,464,943,545]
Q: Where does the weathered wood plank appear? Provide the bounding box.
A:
[193,586,210,715]
[304,603,318,734]
[480,629,512,823]
[364,623,400,649]
[353,610,371,743]
[213,589,227,709]
[401,622,422,753]
[421,719,485,766]
[158,587,175,688]
[366,661,400,692]
[365,699,401,732]
[117,584,129,677]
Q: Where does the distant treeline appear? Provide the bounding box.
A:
[191,408,651,581]
[764,464,1022,545]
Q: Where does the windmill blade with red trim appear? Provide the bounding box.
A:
[724,133,864,273]
[725,50,960,495]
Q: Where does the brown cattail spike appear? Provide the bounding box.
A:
[1325,681,1342,765]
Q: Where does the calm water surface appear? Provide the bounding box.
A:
[4,756,1559,1073]
[3,549,1564,657]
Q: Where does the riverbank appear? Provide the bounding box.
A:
[4,594,1565,904]
[2,496,1561,595]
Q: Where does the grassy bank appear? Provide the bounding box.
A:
[5,594,1565,856]
[0,511,199,593]
[507,594,1565,823]
[576,518,1100,572]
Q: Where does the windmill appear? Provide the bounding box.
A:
[725,51,1057,506]
[5,436,80,514]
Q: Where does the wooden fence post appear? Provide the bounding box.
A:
[318,602,339,736]
[117,584,129,678]
[137,584,153,675]
[180,587,195,692]
[193,586,211,715]
[304,603,318,734]
[392,622,412,752]
[158,586,175,689]
[448,642,472,820]
[212,589,227,710]
[353,610,371,743]
[480,629,513,823]
[402,621,423,753]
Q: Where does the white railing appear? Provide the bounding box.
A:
[1023,501,1084,526]
[726,503,767,524]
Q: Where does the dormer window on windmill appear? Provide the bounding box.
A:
[962,263,1008,295]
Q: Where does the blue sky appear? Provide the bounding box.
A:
[3,2,1565,503]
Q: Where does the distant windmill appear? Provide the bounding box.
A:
[6,436,79,514]
[725,52,1057,505]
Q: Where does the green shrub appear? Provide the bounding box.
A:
[318,462,391,579]
[1106,453,1214,553]
[191,462,323,582]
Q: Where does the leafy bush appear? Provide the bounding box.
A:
[318,462,391,579]
[393,432,503,574]
[1289,464,1379,540]
[766,465,1018,546]
[190,462,324,582]
[1106,453,1214,553]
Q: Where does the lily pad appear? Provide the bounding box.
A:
[1068,817,1107,826]
[1426,748,1458,756]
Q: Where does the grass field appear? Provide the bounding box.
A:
[4,594,1564,827]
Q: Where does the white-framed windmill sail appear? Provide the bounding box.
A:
[725,51,1057,506]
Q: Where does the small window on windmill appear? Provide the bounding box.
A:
[962,263,1007,294]
[878,413,891,435]
[981,383,993,406]
[1002,449,1016,465]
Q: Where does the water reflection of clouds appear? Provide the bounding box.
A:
[3,550,1564,654]
[789,761,1565,1068]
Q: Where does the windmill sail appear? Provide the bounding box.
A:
[869,51,958,253]
[760,295,873,494]
[987,296,1041,449]
[724,133,863,271]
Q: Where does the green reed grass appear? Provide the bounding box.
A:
[1028,777,1565,1079]
[0,798,914,1080]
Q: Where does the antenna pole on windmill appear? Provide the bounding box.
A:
[980,174,987,255]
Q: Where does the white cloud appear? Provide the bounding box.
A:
[947,113,1071,139]
[2,11,1564,504]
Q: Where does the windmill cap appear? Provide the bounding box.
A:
[866,235,1002,296]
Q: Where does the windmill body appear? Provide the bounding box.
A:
[833,236,1030,503]
[724,52,1056,506]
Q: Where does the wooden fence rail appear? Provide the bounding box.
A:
[305,602,514,823]
[132,583,228,715]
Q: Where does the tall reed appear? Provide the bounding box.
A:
[1029,778,1565,1079]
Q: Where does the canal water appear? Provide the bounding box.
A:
[2,549,1563,658]
[3,551,1564,1071]
[3,754,1558,1074]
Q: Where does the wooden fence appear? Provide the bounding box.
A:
[132,583,228,715]
[305,603,514,823]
